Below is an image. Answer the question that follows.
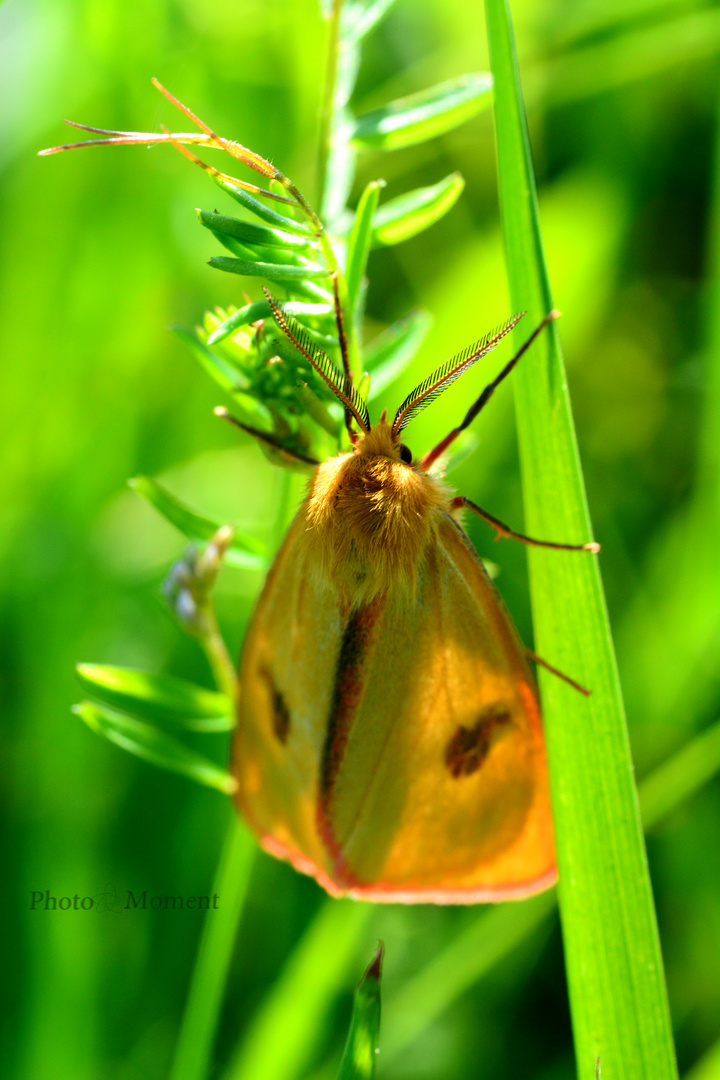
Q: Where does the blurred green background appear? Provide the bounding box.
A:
[3,0,720,1077]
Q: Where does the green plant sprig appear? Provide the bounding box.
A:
[40,9,496,1073]
[42,0,494,761]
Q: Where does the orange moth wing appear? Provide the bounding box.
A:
[233,420,555,903]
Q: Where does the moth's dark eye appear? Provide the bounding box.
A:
[399,444,412,464]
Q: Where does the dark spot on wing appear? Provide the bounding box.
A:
[260,666,290,744]
[445,710,511,778]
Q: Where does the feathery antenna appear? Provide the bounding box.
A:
[391,313,524,437]
[263,288,370,433]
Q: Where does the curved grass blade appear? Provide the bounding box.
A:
[685,1036,720,1080]
[336,947,383,1080]
[75,664,233,731]
[636,720,720,829]
[73,701,237,793]
[485,2,677,1078]
[128,475,268,570]
[371,172,465,246]
[351,73,493,151]
[224,900,373,1080]
[173,325,250,392]
[382,892,555,1065]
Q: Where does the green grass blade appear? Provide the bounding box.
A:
[351,73,493,151]
[75,664,233,731]
[225,900,373,1080]
[128,475,268,570]
[638,719,720,830]
[346,180,385,315]
[207,301,272,344]
[484,2,678,1078]
[616,77,720,751]
[173,328,292,428]
[335,948,383,1080]
[170,815,256,1080]
[371,172,465,246]
[73,701,237,794]
[532,7,720,110]
[383,892,556,1064]
[685,1036,720,1080]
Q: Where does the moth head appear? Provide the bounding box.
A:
[353,411,414,465]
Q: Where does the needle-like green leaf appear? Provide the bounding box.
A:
[213,174,313,235]
[73,701,237,794]
[75,664,234,731]
[170,817,256,1080]
[208,255,329,281]
[198,210,317,250]
[173,326,250,394]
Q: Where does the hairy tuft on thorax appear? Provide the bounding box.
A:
[301,420,453,604]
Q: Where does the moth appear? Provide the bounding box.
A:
[226,283,598,904]
[39,85,597,902]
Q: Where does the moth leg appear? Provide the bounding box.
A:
[331,273,358,445]
[214,407,320,466]
[527,649,590,697]
[421,310,560,471]
[454,496,600,554]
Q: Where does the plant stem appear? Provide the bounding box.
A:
[169,814,255,1080]
[318,0,343,210]
[201,614,239,706]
